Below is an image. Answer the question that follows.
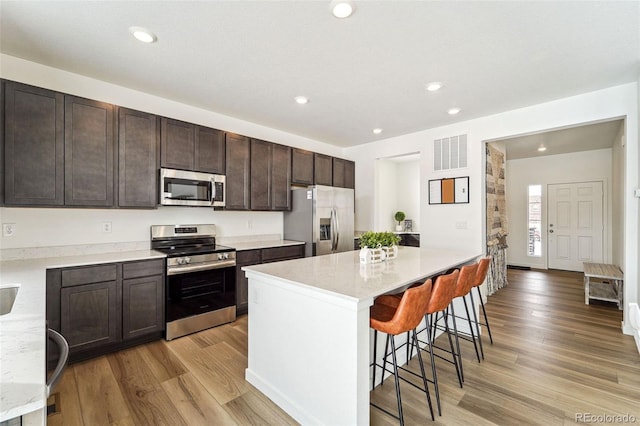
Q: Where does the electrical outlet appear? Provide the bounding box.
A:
[2,223,16,237]
[102,222,112,233]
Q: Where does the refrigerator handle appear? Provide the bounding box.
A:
[333,207,340,252]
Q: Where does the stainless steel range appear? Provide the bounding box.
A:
[151,224,236,340]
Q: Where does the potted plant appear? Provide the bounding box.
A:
[394,211,406,231]
[359,231,400,263]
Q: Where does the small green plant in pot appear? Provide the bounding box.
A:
[359,231,400,249]
[394,211,406,231]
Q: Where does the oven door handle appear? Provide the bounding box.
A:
[167,261,236,275]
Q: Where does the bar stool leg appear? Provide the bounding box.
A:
[412,329,435,421]
[461,295,482,362]
[424,313,442,416]
[389,336,405,425]
[467,291,485,359]
[372,329,378,389]
[476,286,494,344]
[444,307,464,387]
[380,334,390,387]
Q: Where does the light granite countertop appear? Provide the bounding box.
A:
[243,246,480,303]
[229,239,305,251]
[0,250,165,422]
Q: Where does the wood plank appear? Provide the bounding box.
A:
[167,334,250,405]
[46,365,84,426]
[107,347,187,426]
[161,373,237,425]
[222,386,299,426]
[73,357,132,425]
[137,340,188,383]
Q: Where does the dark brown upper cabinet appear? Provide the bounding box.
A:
[271,143,292,210]
[225,133,251,210]
[291,148,314,186]
[64,95,115,207]
[314,153,333,186]
[250,139,291,211]
[160,118,225,174]
[333,157,355,189]
[117,108,159,208]
[4,81,65,206]
[195,126,225,174]
[160,118,195,171]
[250,138,272,210]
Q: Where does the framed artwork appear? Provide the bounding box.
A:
[428,176,469,204]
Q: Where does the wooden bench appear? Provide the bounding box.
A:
[583,262,624,310]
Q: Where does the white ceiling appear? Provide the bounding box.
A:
[501,119,625,160]
[1,1,638,148]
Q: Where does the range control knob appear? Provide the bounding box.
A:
[184,257,191,264]
[223,253,230,259]
[217,254,224,260]
[177,257,185,265]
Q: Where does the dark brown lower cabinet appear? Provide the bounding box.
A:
[47,258,164,364]
[236,244,305,315]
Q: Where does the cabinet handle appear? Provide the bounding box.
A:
[46,328,69,397]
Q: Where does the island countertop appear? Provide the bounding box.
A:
[243,246,480,303]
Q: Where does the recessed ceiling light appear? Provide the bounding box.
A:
[330,0,355,18]
[426,82,442,92]
[373,128,383,134]
[447,107,461,115]
[294,96,309,105]
[129,26,157,43]
[537,145,547,152]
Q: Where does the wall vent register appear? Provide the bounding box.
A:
[433,134,468,171]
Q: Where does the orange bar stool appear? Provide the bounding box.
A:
[411,269,460,416]
[370,279,435,424]
[437,263,480,382]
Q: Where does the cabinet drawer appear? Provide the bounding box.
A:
[236,249,262,266]
[61,264,117,287]
[261,245,304,263]
[123,259,165,279]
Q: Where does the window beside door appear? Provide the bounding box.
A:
[527,184,542,257]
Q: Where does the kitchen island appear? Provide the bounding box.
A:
[243,246,480,425]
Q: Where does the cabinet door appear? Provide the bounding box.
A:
[195,126,225,174]
[271,144,292,210]
[250,138,272,210]
[333,158,346,188]
[117,107,159,208]
[344,159,355,189]
[60,280,121,352]
[161,118,195,170]
[4,82,64,205]
[65,95,115,206]
[314,153,333,186]
[225,133,251,210]
[236,249,262,315]
[291,148,314,186]
[122,274,164,340]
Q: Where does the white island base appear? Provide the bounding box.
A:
[244,247,480,425]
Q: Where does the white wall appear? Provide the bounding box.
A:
[396,160,420,232]
[373,159,420,232]
[505,149,613,269]
[612,124,625,267]
[0,54,343,250]
[345,83,639,335]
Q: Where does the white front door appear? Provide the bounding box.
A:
[548,181,604,271]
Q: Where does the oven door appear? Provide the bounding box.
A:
[166,266,236,322]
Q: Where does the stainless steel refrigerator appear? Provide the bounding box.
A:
[284,185,355,257]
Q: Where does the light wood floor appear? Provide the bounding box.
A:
[48,269,640,425]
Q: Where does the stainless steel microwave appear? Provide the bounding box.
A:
[160,168,225,207]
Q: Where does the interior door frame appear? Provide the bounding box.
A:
[545,179,609,270]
